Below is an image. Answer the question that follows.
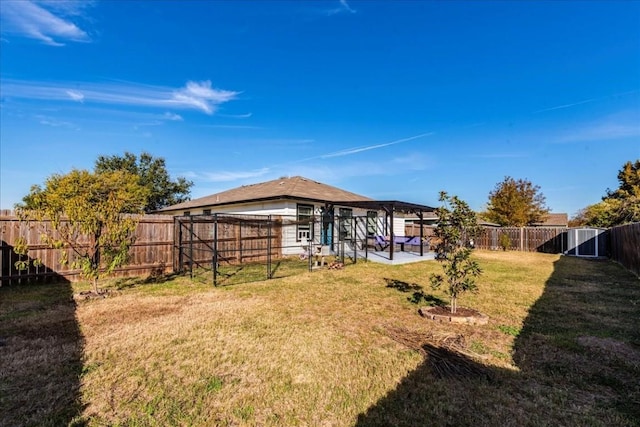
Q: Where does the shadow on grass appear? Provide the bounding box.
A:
[358,257,640,426]
[385,278,447,306]
[0,281,85,426]
[112,271,181,290]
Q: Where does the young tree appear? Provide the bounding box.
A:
[95,151,193,212]
[16,169,149,293]
[484,176,549,226]
[429,192,482,314]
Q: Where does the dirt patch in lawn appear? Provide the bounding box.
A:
[419,305,489,325]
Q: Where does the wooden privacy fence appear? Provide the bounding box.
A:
[0,210,173,285]
[609,222,640,277]
[474,227,567,253]
[405,224,567,253]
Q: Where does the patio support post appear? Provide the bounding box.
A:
[389,206,395,261]
[418,210,424,257]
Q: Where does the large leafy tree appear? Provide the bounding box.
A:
[95,151,193,212]
[484,176,549,226]
[572,160,640,227]
[429,192,483,314]
[16,169,149,293]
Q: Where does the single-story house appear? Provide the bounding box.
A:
[156,175,435,259]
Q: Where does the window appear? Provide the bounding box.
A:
[183,211,191,216]
[203,209,211,215]
[367,211,378,236]
[297,204,313,241]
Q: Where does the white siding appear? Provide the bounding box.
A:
[393,217,405,237]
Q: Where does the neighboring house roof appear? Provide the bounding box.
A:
[156,176,374,212]
[533,213,569,227]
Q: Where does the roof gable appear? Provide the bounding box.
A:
[158,176,373,211]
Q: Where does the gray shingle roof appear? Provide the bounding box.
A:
[157,176,373,211]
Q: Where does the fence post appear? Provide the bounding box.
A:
[213,214,218,286]
[267,215,272,279]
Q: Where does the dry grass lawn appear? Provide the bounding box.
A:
[1,251,639,426]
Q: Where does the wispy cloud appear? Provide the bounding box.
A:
[555,112,640,143]
[219,112,253,119]
[557,122,640,143]
[534,90,640,114]
[473,153,529,159]
[66,90,84,102]
[534,98,596,114]
[133,121,163,129]
[392,152,433,170]
[187,168,271,183]
[327,0,357,16]
[2,79,239,115]
[163,112,183,121]
[320,132,434,159]
[0,0,93,46]
[171,81,238,114]
[199,124,262,130]
[35,114,78,129]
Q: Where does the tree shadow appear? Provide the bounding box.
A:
[357,256,640,426]
[1,239,72,286]
[0,280,85,426]
[111,269,181,290]
[385,278,447,306]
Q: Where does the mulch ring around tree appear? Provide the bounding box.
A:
[419,306,489,325]
[73,289,115,301]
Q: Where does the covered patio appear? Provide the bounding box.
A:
[327,199,436,262]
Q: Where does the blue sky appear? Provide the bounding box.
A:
[1,1,639,216]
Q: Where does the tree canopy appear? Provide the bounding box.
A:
[571,160,640,227]
[16,169,149,293]
[95,151,193,213]
[484,176,549,226]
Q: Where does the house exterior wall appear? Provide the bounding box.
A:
[393,217,406,237]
